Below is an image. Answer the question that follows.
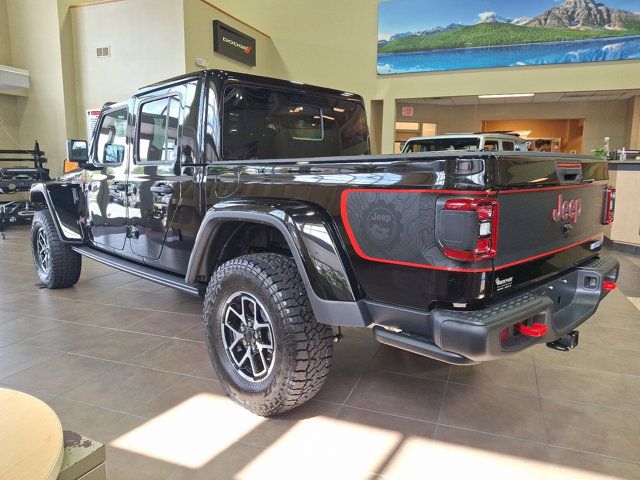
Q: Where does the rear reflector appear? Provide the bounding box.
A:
[518,323,548,337]
[603,280,617,291]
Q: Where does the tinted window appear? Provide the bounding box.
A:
[95,109,128,164]
[138,97,180,163]
[484,140,499,151]
[502,141,515,151]
[289,105,323,141]
[404,138,480,153]
[221,85,369,160]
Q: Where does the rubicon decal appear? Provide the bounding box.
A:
[552,194,582,224]
[222,36,253,55]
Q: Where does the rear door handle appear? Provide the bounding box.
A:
[150,185,173,194]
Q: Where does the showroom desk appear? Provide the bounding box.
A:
[0,388,64,480]
[607,161,640,253]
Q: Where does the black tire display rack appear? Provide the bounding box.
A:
[0,141,50,239]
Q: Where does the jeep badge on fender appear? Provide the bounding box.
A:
[552,194,582,223]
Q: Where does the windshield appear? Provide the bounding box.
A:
[403,138,480,153]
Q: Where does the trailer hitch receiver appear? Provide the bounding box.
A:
[546,330,579,352]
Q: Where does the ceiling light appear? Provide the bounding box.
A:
[478,93,534,99]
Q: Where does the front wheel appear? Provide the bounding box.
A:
[203,253,334,416]
[31,210,82,289]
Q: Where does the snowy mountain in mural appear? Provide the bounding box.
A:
[377,0,640,73]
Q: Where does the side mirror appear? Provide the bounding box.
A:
[65,139,103,171]
[66,139,89,163]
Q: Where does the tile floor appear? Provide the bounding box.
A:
[1,225,640,479]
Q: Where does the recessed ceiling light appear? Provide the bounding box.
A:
[478,93,534,99]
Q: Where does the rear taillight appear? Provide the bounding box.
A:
[442,198,499,262]
[603,186,616,225]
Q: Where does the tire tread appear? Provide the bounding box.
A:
[203,253,334,416]
[31,209,82,289]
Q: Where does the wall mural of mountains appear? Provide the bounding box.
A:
[377,0,640,74]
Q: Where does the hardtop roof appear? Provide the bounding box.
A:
[136,69,363,101]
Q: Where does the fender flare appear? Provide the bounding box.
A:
[186,199,369,327]
[30,182,85,243]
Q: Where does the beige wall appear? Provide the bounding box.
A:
[0,0,11,66]
[0,95,19,150]
[608,167,640,246]
[71,0,185,141]
[57,0,79,139]
[0,0,18,150]
[183,0,286,79]
[630,96,640,150]
[212,0,378,100]
[6,0,68,175]
[397,99,634,155]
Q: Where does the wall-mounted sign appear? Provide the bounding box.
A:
[213,20,256,67]
[401,106,414,117]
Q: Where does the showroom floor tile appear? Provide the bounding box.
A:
[1,225,640,479]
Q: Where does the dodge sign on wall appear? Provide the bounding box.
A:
[213,21,256,67]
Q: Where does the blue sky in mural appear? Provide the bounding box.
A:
[378,0,640,39]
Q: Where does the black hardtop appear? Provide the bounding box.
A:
[136,69,364,102]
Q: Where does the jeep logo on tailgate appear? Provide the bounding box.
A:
[552,194,582,224]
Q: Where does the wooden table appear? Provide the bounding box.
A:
[0,388,64,480]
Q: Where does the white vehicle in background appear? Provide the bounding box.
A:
[402,133,530,153]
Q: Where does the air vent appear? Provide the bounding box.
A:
[96,46,111,58]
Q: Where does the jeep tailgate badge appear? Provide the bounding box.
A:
[552,194,582,224]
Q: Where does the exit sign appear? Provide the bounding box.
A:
[402,106,414,117]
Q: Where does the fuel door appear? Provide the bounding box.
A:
[214,165,240,199]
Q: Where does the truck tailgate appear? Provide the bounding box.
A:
[491,156,609,296]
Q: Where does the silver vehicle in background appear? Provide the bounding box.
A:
[402,133,530,153]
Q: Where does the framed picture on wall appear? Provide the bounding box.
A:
[377,0,640,74]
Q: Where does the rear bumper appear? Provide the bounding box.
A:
[372,255,619,365]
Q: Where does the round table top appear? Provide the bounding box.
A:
[0,388,64,480]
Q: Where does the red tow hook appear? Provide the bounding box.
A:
[518,323,548,337]
[603,280,617,291]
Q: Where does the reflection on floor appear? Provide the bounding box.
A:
[1,225,640,479]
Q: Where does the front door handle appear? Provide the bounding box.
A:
[109,183,126,192]
[150,185,173,195]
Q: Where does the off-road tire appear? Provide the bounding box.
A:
[31,209,82,289]
[203,253,334,416]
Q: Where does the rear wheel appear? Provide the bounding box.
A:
[31,210,82,289]
[203,253,334,416]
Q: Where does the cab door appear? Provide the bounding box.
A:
[86,106,130,251]
[127,95,182,260]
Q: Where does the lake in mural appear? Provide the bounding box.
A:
[377,0,640,74]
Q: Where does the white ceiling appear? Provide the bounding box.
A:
[408,89,640,106]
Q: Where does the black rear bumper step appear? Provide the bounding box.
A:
[371,255,619,364]
[72,245,204,296]
[373,326,479,366]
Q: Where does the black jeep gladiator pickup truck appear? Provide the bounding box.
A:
[30,70,619,416]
